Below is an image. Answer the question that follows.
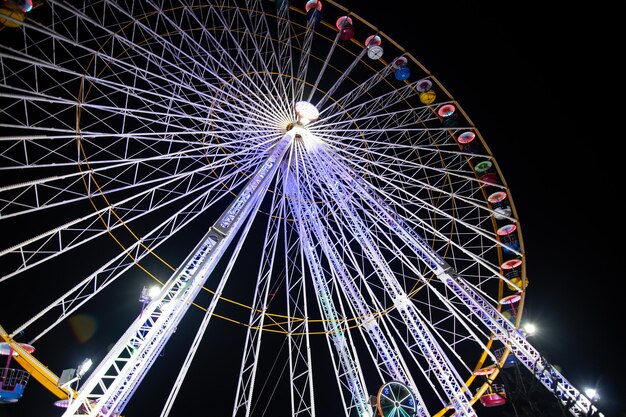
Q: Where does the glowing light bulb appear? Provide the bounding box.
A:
[523,323,537,336]
[77,358,93,377]
[294,101,319,125]
[584,388,598,400]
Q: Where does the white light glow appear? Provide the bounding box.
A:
[294,101,319,125]
[523,323,537,335]
[148,285,160,298]
[77,358,93,377]
[584,387,598,400]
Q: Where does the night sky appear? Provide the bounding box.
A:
[352,1,623,416]
[1,1,623,417]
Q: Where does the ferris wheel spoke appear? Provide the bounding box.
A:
[241,0,295,114]
[272,0,297,103]
[314,102,443,133]
[306,25,342,103]
[316,56,396,116]
[321,130,491,165]
[285,159,365,417]
[21,173,278,410]
[314,151,519,296]
[321,142,505,226]
[333,159,509,275]
[132,0,288,121]
[343,180,506,316]
[80,102,215,131]
[0,128,269,174]
[0,57,230,128]
[0,136,266,218]
[75,129,273,175]
[78,97,282,139]
[13,242,156,343]
[192,0,293,120]
[10,161,262,343]
[0,53,86,107]
[0,155,262,283]
[339,149,501,220]
[314,108,438,137]
[293,4,321,103]
[308,158,478,415]
[291,175,433,417]
[313,47,369,110]
[279,196,320,417]
[284,171,372,417]
[0,136,81,170]
[293,214,368,415]
[323,132,472,175]
[0,45,262,133]
[439,268,594,414]
[314,149,495,346]
[155,0,291,123]
[59,129,294,417]
[162,175,271,417]
[41,0,281,124]
[0,60,221,127]
[298,162,468,409]
[232,186,289,417]
[319,181,497,359]
[316,76,433,124]
[298,148,510,294]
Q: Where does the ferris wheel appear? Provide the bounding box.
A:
[0,1,604,417]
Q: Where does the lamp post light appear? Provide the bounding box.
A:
[582,387,602,417]
[76,358,92,378]
[522,322,537,336]
[139,285,160,317]
[55,358,93,411]
[583,388,598,400]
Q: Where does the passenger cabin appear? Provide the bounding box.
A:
[0,342,34,403]
[479,384,507,407]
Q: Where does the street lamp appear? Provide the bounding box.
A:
[584,387,598,400]
[76,358,92,378]
[139,285,160,317]
[54,358,93,410]
[522,322,537,336]
[583,387,602,417]
[139,285,160,303]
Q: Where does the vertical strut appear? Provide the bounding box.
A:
[62,131,296,417]
[285,175,372,417]
[307,153,476,416]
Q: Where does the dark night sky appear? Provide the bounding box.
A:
[333,1,624,415]
[1,1,623,417]
[349,1,624,416]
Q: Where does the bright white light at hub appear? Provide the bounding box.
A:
[294,101,319,125]
[290,126,323,152]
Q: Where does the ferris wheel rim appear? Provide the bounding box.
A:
[0,1,529,416]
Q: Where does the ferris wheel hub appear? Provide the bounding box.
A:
[294,101,320,125]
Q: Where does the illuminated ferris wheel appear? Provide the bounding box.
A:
[0,1,603,417]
